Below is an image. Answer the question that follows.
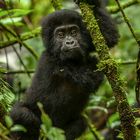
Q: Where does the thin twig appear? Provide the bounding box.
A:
[114,0,140,107]
[1,70,35,75]
[84,113,104,140]
[12,46,31,78]
[118,60,136,65]
[108,0,140,14]
[115,0,140,46]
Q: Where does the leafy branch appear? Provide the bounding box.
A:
[0,27,40,49]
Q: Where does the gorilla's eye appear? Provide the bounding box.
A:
[71,30,77,36]
[57,31,65,38]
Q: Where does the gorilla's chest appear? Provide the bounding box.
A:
[52,65,95,90]
[50,72,90,117]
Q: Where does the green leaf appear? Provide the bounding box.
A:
[41,113,52,130]
[135,118,140,126]
[10,124,27,132]
[40,124,48,134]
[117,131,123,139]
[0,17,23,25]
[106,97,116,108]
[0,79,15,113]
[12,9,33,17]
[37,102,52,130]
[0,68,6,73]
[0,10,9,17]
[0,9,32,18]
[108,113,120,126]
[48,127,66,140]
[5,115,13,128]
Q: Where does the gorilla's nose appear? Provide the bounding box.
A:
[65,40,75,46]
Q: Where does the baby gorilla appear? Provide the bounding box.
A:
[10,1,119,140]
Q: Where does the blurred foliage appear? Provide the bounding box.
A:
[38,102,66,140]
[0,79,15,120]
[0,0,140,139]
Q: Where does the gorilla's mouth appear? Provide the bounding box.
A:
[60,47,84,62]
[66,46,80,51]
[61,45,80,52]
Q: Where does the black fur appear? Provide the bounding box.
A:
[10,1,119,140]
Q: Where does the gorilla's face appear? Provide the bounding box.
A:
[53,24,86,61]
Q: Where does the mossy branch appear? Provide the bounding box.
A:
[108,0,140,14]
[78,2,136,140]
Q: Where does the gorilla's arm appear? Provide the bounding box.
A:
[75,0,119,48]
